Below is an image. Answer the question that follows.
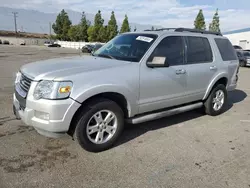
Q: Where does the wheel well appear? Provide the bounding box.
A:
[215,77,228,87]
[204,77,228,100]
[67,92,129,136]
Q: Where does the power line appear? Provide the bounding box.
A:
[12,12,18,37]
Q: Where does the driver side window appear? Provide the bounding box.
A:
[148,36,185,66]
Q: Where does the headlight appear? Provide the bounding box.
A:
[33,80,73,100]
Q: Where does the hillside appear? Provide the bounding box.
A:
[0,7,162,34]
[0,30,49,38]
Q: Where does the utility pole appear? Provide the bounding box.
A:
[49,22,52,42]
[12,12,18,37]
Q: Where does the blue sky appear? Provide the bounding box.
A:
[1,0,250,31]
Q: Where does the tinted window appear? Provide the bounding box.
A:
[148,36,184,66]
[244,52,250,56]
[186,36,213,64]
[215,38,238,61]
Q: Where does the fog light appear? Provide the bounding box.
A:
[35,111,50,120]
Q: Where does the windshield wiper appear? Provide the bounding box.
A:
[96,54,116,59]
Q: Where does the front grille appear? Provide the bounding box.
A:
[19,73,32,93]
[15,73,33,110]
[15,89,27,110]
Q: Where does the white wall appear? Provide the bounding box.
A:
[0,36,48,45]
[224,31,250,50]
[56,41,105,49]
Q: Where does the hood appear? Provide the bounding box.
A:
[20,55,131,81]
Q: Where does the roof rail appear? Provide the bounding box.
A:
[144,27,222,36]
[155,28,177,31]
[144,28,177,31]
[175,28,222,36]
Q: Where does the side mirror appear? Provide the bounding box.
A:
[147,62,167,68]
[146,56,168,68]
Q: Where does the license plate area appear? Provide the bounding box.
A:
[15,83,27,98]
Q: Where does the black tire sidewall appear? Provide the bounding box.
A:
[240,61,246,67]
[205,84,228,116]
[75,99,124,152]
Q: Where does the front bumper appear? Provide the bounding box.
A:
[13,93,81,138]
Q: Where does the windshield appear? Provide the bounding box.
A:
[244,52,250,56]
[93,33,157,62]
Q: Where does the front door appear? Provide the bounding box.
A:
[139,36,188,114]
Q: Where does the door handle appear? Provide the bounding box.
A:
[210,66,217,70]
[176,69,186,75]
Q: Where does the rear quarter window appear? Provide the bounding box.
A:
[215,38,238,61]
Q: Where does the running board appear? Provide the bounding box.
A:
[126,102,203,124]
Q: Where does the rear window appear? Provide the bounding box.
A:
[186,36,213,64]
[215,38,238,61]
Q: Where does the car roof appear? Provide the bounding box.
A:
[123,28,224,38]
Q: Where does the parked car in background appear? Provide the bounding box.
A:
[20,40,26,45]
[48,43,61,47]
[236,50,250,67]
[233,45,243,50]
[82,43,103,54]
[0,39,2,44]
[13,28,239,152]
[3,40,10,45]
[82,44,94,53]
[44,41,53,46]
[93,43,103,52]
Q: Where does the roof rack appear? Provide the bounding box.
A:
[155,28,177,31]
[144,27,222,36]
[175,28,222,36]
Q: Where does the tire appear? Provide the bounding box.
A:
[204,84,228,116]
[74,98,124,152]
[239,60,246,67]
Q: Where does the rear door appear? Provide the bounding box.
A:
[214,38,239,87]
[183,36,216,101]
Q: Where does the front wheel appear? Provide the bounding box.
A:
[204,84,228,116]
[75,99,124,152]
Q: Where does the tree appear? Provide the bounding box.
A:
[209,9,220,32]
[88,10,104,42]
[134,26,137,32]
[99,26,109,42]
[79,12,90,42]
[68,25,81,41]
[52,9,72,40]
[87,26,95,42]
[120,15,130,33]
[151,26,155,31]
[194,9,206,30]
[107,11,118,41]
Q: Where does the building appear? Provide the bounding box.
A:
[224,28,250,50]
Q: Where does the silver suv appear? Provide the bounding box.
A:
[13,28,239,152]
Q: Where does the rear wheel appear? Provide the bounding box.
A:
[74,98,124,152]
[204,84,227,116]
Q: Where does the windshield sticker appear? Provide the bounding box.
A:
[136,36,153,43]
